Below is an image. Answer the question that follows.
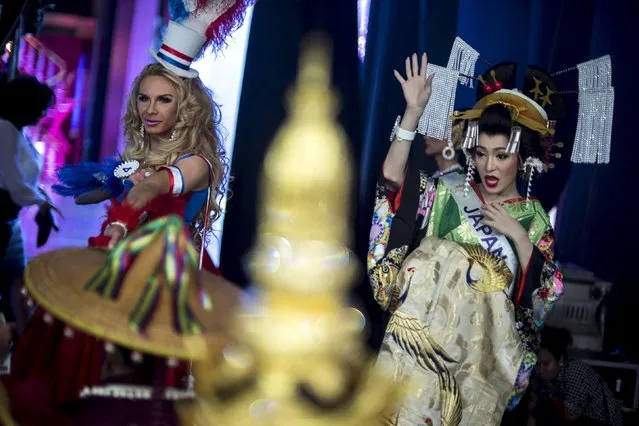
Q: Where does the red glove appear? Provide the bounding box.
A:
[89,193,189,247]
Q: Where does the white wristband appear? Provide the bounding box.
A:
[390,115,416,142]
[396,126,417,141]
[105,221,128,238]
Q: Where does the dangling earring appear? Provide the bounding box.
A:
[464,156,475,197]
[139,122,145,149]
[522,157,546,200]
[170,129,176,141]
[442,141,456,160]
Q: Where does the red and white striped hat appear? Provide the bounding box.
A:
[150,21,207,78]
[149,0,252,79]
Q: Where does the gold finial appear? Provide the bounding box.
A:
[178,32,403,426]
[0,384,17,426]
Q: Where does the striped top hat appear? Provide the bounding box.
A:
[150,0,254,79]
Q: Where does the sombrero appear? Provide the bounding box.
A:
[24,215,240,360]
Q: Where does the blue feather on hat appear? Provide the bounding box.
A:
[168,0,190,22]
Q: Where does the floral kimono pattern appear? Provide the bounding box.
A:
[368,166,564,426]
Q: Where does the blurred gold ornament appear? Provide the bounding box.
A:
[0,384,17,426]
[178,32,403,426]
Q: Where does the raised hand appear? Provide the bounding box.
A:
[394,53,435,112]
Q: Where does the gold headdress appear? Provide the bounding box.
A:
[453,88,552,138]
[177,33,404,425]
[452,56,614,165]
[451,57,613,198]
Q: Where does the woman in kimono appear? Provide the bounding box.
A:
[369,54,564,425]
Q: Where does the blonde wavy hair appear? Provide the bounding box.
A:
[122,64,228,237]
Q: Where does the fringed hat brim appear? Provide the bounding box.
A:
[25,247,240,360]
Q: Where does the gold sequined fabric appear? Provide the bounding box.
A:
[377,237,524,426]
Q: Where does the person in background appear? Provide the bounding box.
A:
[527,326,622,426]
[423,114,466,178]
[0,75,57,348]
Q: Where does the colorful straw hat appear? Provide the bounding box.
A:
[24,215,240,360]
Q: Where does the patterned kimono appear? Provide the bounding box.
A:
[368,166,564,426]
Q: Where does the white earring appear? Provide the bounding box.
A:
[170,130,176,141]
[522,157,547,200]
[442,142,456,160]
[463,156,475,197]
[139,123,145,149]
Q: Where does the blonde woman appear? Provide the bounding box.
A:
[93,63,228,261]
[6,1,253,419]
[8,62,228,418]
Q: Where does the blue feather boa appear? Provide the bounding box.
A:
[52,157,126,200]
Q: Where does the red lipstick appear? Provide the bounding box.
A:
[484,174,499,189]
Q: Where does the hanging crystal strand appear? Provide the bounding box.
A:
[572,91,590,163]
[572,55,614,164]
[598,88,615,164]
[577,55,612,89]
[572,89,609,163]
[417,64,459,140]
[447,37,479,88]
[551,65,578,77]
